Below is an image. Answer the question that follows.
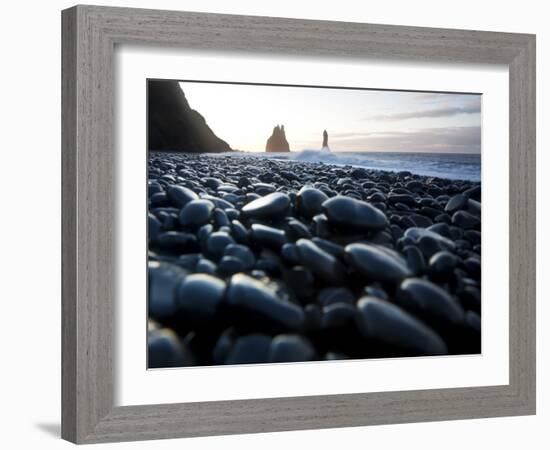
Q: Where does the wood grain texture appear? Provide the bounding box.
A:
[61,7,77,443]
[61,5,536,444]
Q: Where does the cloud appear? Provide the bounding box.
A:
[329,126,481,153]
[367,104,481,121]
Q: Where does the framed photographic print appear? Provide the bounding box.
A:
[62,5,536,444]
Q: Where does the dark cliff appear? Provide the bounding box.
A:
[148,80,232,152]
[265,125,290,152]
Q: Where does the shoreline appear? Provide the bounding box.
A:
[155,150,482,183]
[147,152,481,368]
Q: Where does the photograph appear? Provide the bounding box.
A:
[147,79,482,369]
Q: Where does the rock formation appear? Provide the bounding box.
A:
[265,125,290,152]
[322,129,330,150]
[148,80,232,152]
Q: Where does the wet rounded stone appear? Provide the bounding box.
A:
[230,220,249,243]
[148,328,195,368]
[201,194,234,210]
[388,193,417,206]
[449,225,465,240]
[148,181,163,196]
[320,302,357,329]
[197,223,213,244]
[417,234,446,259]
[196,258,217,275]
[420,206,443,220]
[434,213,452,224]
[218,256,246,275]
[225,208,240,221]
[296,239,346,284]
[285,266,316,299]
[223,243,256,270]
[445,193,468,213]
[356,297,447,355]
[251,224,288,249]
[363,285,388,300]
[404,227,456,252]
[269,335,316,362]
[296,186,329,218]
[397,278,465,325]
[219,225,232,234]
[178,199,215,228]
[464,256,481,277]
[317,287,355,307]
[304,304,321,331]
[213,208,231,227]
[155,231,198,253]
[226,274,305,330]
[464,230,481,245]
[284,218,313,240]
[176,253,200,271]
[409,214,433,228]
[345,243,411,284]
[166,185,199,207]
[452,210,481,230]
[206,231,235,260]
[148,261,188,319]
[368,192,387,203]
[212,328,236,364]
[465,310,481,332]
[176,273,226,320]
[429,251,459,278]
[245,193,261,202]
[150,192,169,206]
[203,177,223,189]
[464,185,481,201]
[467,199,481,216]
[402,245,426,276]
[255,254,282,275]
[390,224,404,240]
[148,213,162,241]
[458,285,481,313]
[224,334,272,364]
[427,222,451,238]
[312,213,331,238]
[242,192,290,219]
[311,237,346,259]
[252,182,276,196]
[281,243,301,264]
[322,196,388,231]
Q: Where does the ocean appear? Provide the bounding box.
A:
[219,150,481,182]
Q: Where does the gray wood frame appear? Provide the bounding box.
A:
[62,5,536,444]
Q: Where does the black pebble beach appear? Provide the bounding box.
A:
[147,152,481,368]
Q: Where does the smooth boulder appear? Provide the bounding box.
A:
[397,278,465,325]
[269,335,316,362]
[179,199,215,228]
[356,297,448,355]
[322,196,388,231]
[226,274,305,330]
[345,243,411,284]
[242,192,290,219]
[176,273,226,320]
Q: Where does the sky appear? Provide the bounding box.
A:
[179,81,481,154]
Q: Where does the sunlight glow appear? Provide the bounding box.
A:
[179,81,481,153]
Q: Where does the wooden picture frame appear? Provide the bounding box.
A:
[61,5,536,443]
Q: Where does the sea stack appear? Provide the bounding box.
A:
[322,129,330,151]
[148,80,232,153]
[266,125,290,152]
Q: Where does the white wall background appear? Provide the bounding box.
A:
[0,1,546,448]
